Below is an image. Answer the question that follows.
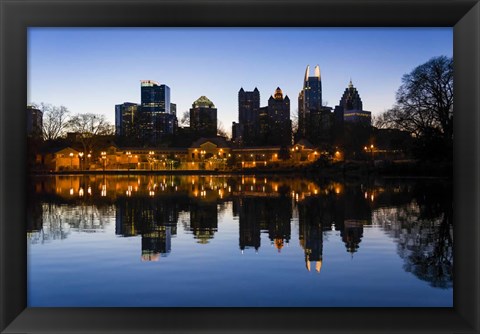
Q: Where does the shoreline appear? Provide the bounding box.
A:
[27,168,451,179]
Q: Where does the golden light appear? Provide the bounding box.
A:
[69,153,73,157]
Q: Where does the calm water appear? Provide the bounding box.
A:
[27,174,453,307]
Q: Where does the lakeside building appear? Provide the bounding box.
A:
[33,136,324,172]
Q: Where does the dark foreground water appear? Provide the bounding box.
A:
[27,174,453,307]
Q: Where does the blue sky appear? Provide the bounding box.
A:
[28,28,452,135]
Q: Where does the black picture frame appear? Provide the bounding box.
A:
[1,0,479,333]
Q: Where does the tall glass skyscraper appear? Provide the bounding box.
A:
[115,102,138,137]
[139,80,175,145]
[298,65,322,138]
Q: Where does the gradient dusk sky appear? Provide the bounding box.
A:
[28,28,452,135]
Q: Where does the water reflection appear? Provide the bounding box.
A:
[27,175,452,287]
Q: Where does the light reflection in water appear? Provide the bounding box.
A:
[27,175,453,306]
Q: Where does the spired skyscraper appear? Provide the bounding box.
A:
[297,65,335,146]
[298,65,322,138]
[334,80,371,126]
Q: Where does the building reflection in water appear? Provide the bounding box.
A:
[27,175,452,287]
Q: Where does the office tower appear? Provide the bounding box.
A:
[298,65,322,138]
[139,80,176,145]
[335,80,371,125]
[115,102,138,137]
[236,87,260,146]
[266,87,292,146]
[26,106,43,140]
[189,96,217,138]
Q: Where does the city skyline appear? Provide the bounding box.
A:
[28,27,452,135]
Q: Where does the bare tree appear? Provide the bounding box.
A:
[179,111,190,127]
[217,120,229,138]
[34,103,70,140]
[372,112,391,129]
[291,110,299,135]
[381,56,453,140]
[67,113,114,153]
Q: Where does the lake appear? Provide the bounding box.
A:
[27,174,453,307]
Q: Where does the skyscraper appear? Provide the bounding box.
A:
[236,88,260,146]
[266,87,291,146]
[139,80,176,145]
[334,80,371,125]
[298,65,322,138]
[26,106,43,140]
[190,96,217,138]
[115,102,138,137]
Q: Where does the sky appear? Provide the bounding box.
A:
[28,28,452,135]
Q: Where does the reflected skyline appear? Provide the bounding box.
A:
[27,175,453,286]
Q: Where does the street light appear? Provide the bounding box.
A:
[101,151,107,171]
[69,152,74,170]
[78,152,84,170]
[86,153,91,170]
[126,151,132,171]
[364,145,374,161]
[149,151,155,170]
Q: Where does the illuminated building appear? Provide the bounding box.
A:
[334,80,371,125]
[297,65,335,146]
[190,96,217,138]
[115,102,138,137]
[265,87,292,146]
[298,65,322,138]
[138,80,176,145]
